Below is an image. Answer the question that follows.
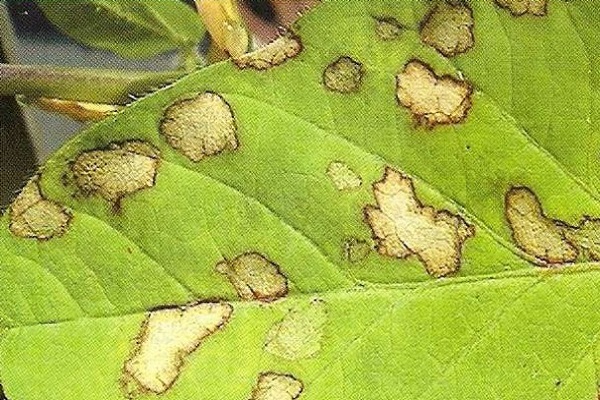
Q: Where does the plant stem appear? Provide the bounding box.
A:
[0,3,37,208]
[0,63,185,104]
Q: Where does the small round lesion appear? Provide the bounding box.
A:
[374,16,403,41]
[160,92,239,163]
[9,175,72,240]
[323,56,364,93]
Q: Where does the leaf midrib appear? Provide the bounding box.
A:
[4,263,600,331]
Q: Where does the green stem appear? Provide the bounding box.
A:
[0,63,185,104]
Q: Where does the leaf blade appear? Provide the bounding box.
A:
[36,0,205,59]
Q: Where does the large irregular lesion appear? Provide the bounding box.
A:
[494,0,547,16]
[420,1,474,57]
[364,167,475,278]
[9,175,72,240]
[160,92,239,162]
[122,302,233,395]
[396,60,472,127]
[70,140,160,212]
[505,187,600,265]
[233,34,302,70]
[248,372,303,400]
[216,252,288,302]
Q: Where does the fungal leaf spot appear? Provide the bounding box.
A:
[249,373,303,400]
[233,34,302,70]
[504,187,600,265]
[375,17,403,40]
[342,237,371,263]
[160,92,238,162]
[71,141,160,211]
[323,56,364,93]
[396,60,472,127]
[9,176,72,240]
[564,218,600,261]
[264,299,326,361]
[364,167,474,278]
[216,252,288,302]
[420,1,474,57]
[495,0,547,16]
[326,161,362,191]
[123,302,233,395]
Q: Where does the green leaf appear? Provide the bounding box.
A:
[2,0,600,398]
[36,0,205,59]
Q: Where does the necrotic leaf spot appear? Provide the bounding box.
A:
[505,187,577,264]
[420,1,474,57]
[375,17,403,40]
[264,299,326,361]
[504,187,600,265]
[326,161,362,191]
[233,34,302,70]
[396,60,472,127]
[160,92,239,162]
[323,56,364,93]
[216,252,288,302]
[122,302,233,395]
[364,167,474,278]
[9,176,72,240]
[249,372,303,400]
[495,0,547,16]
[70,141,160,212]
[342,237,371,263]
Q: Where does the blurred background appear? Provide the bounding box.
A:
[0,0,316,209]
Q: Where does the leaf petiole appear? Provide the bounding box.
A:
[0,63,185,105]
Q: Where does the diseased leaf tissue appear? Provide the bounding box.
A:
[6,0,600,399]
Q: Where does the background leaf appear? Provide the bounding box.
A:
[36,0,205,59]
[2,0,600,399]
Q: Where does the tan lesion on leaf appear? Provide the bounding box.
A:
[396,60,472,127]
[420,1,474,57]
[323,56,364,93]
[264,299,326,361]
[216,252,288,302]
[364,167,475,278]
[233,34,302,70]
[564,218,600,261]
[122,302,233,395]
[375,17,403,40]
[326,161,362,191]
[70,141,160,212]
[505,187,600,265]
[495,0,547,16]
[505,187,577,264]
[249,372,303,400]
[160,92,239,162]
[9,176,72,240]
